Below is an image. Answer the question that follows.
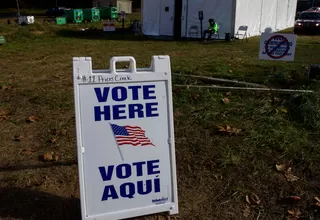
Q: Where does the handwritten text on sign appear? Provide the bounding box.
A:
[94,85,159,121]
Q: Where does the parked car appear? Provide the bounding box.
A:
[306,7,320,11]
[294,10,320,35]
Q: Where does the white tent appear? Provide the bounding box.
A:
[141,0,298,39]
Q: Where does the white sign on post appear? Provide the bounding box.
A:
[121,11,126,20]
[73,56,179,220]
[259,33,297,61]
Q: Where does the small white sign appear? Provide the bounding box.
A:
[18,16,35,25]
[103,21,116,32]
[121,11,126,19]
[259,33,297,61]
[73,56,179,220]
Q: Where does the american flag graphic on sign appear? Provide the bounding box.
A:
[110,124,155,147]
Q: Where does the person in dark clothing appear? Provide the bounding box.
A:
[203,18,219,40]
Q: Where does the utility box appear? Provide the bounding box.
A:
[109,6,118,19]
[99,6,118,20]
[56,17,67,25]
[0,36,5,45]
[98,7,107,19]
[83,8,100,22]
[65,9,83,23]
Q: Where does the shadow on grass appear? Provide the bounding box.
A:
[55,28,233,45]
[0,160,77,172]
[0,11,46,19]
[56,28,153,41]
[0,187,81,220]
[0,187,170,220]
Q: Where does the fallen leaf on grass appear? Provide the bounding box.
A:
[222,97,230,104]
[276,164,287,172]
[36,87,45,92]
[191,94,200,100]
[245,194,261,206]
[53,154,59,161]
[242,204,250,217]
[14,135,24,141]
[278,196,301,205]
[53,74,62,79]
[0,116,9,121]
[48,138,57,144]
[26,115,36,123]
[52,129,68,136]
[40,152,59,162]
[217,125,242,135]
[285,167,299,182]
[26,176,44,187]
[275,164,300,182]
[43,152,53,161]
[273,97,281,103]
[218,125,230,132]
[287,208,302,219]
[58,129,67,136]
[21,148,36,155]
[290,196,301,201]
[1,85,12,90]
[315,197,320,207]
[0,110,8,116]
[285,173,300,182]
[245,195,251,204]
[163,216,180,220]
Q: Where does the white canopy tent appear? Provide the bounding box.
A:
[141,0,298,39]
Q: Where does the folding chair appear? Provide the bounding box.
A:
[189,25,199,38]
[131,19,142,35]
[234,25,248,43]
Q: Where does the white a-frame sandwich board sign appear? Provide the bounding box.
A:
[72,56,179,220]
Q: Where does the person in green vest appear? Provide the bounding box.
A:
[203,18,219,40]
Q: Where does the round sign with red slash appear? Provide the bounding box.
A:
[265,35,290,59]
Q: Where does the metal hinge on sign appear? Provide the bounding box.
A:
[81,146,85,153]
[167,138,171,144]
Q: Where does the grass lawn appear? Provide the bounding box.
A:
[1,12,320,220]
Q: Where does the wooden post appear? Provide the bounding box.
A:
[16,0,20,18]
